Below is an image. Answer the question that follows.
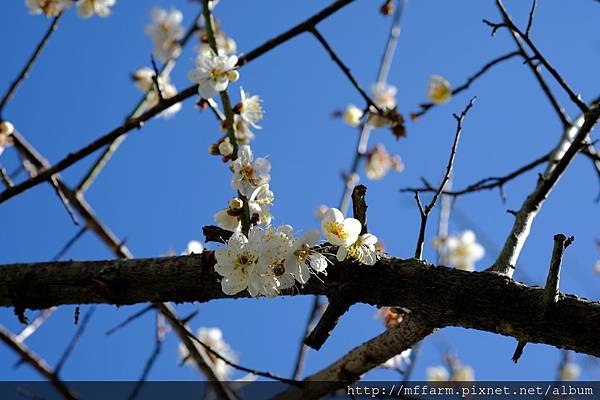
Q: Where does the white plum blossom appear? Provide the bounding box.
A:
[365,144,404,180]
[426,366,450,382]
[181,240,203,255]
[321,208,362,248]
[248,225,295,297]
[233,88,263,143]
[132,67,181,118]
[336,233,378,266]
[368,82,397,127]
[285,229,328,284]
[179,327,236,379]
[231,145,271,197]
[559,362,581,381]
[188,50,239,99]
[214,230,260,295]
[372,82,397,110]
[218,137,234,157]
[145,7,183,62]
[248,184,274,226]
[434,230,485,271]
[76,0,115,18]
[26,0,72,16]
[0,121,15,157]
[427,75,452,104]
[343,104,363,127]
[383,349,412,371]
[214,197,244,232]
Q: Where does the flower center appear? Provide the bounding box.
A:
[294,243,311,262]
[324,221,348,240]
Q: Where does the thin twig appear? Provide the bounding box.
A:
[53,227,87,261]
[400,150,550,197]
[525,0,537,36]
[412,51,519,120]
[0,163,13,187]
[105,305,155,336]
[414,98,475,259]
[0,14,62,116]
[494,0,588,112]
[149,55,164,102]
[310,27,382,113]
[128,312,165,400]
[55,306,96,374]
[0,324,76,400]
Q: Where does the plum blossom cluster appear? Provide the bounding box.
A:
[214,207,379,297]
[433,230,485,272]
[26,0,116,18]
[426,360,475,382]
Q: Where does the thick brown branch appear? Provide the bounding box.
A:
[2,254,600,357]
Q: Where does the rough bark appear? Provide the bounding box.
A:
[1,253,599,357]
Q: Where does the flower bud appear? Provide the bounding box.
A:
[218,138,234,156]
[228,197,243,210]
[0,121,14,136]
[227,70,240,83]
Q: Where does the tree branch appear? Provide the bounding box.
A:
[2,253,600,357]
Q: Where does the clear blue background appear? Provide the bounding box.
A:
[1,0,599,383]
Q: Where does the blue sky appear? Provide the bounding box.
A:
[1,0,600,384]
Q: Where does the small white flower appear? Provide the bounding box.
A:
[214,231,259,295]
[321,208,361,248]
[337,233,378,266]
[343,104,363,127]
[218,137,234,157]
[132,67,181,118]
[231,145,271,197]
[426,366,450,382]
[237,88,263,129]
[188,50,239,99]
[559,362,581,381]
[248,184,274,226]
[179,327,236,379]
[383,349,412,370]
[248,225,295,297]
[26,0,72,16]
[0,121,14,157]
[427,75,452,104]
[372,82,397,110]
[181,240,203,255]
[365,144,404,180]
[285,229,328,284]
[214,197,244,232]
[145,7,183,62]
[434,230,485,271]
[76,0,115,18]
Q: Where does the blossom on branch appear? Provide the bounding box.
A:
[427,75,452,104]
[76,0,116,18]
[285,229,328,284]
[321,208,362,248]
[26,0,72,16]
[214,230,261,295]
[343,104,363,127]
[336,233,378,266]
[188,50,239,99]
[145,7,183,62]
[231,145,271,197]
[181,240,203,255]
[233,88,264,143]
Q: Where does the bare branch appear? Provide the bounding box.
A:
[0,14,62,116]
